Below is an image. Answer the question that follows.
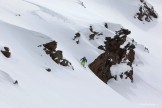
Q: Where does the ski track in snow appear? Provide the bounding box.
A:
[23,0,71,23]
[0,70,15,84]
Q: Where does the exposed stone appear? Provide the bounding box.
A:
[135,0,158,22]
[89,26,103,40]
[104,23,108,29]
[60,59,69,66]
[89,25,93,32]
[42,41,73,68]
[73,32,80,40]
[144,47,149,53]
[73,32,81,44]
[13,80,18,84]
[89,33,95,40]
[98,45,105,51]
[46,68,51,72]
[127,49,135,64]
[89,53,113,83]
[37,45,42,47]
[120,73,123,79]
[97,32,103,36]
[76,40,79,44]
[1,47,11,58]
[53,50,63,60]
[89,28,136,83]
[124,69,133,83]
[4,47,9,51]
[115,28,131,36]
[43,41,57,51]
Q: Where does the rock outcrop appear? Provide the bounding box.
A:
[42,41,73,69]
[104,23,108,29]
[73,32,81,44]
[135,0,158,22]
[89,28,136,83]
[73,25,103,44]
[1,47,11,58]
[89,26,103,40]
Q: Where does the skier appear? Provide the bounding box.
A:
[80,57,87,68]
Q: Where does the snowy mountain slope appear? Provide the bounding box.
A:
[0,0,162,108]
[0,19,140,108]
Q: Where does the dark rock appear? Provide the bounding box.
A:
[89,53,113,83]
[89,28,136,83]
[1,47,11,58]
[45,50,52,55]
[16,14,21,16]
[76,40,79,44]
[127,49,135,64]
[104,23,108,29]
[135,1,158,22]
[144,47,149,53]
[89,25,93,32]
[43,41,57,51]
[13,80,18,84]
[60,59,70,66]
[53,50,63,60]
[115,28,131,36]
[73,32,80,40]
[124,69,133,83]
[97,32,103,36]
[89,31,99,40]
[73,32,81,44]
[127,62,132,67]
[89,25,103,40]
[120,73,123,79]
[42,41,73,68]
[98,45,105,51]
[46,68,51,72]
[140,0,144,3]
[4,47,9,51]
[114,75,117,80]
[37,45,42,47]
[89,33,96,40]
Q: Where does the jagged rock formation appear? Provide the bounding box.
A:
[73,32,81,44]
[89,31,99,40]
[135,0,158,22]
[124,69,134,83]
[89,28,136,83]
[89,53,116,83]
[89,26,103,40]
[73,25,103,44]
[41,41,73,69]
[1,47,11,58]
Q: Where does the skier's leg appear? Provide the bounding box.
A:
[83,62,86,67]
[80,61,84,66]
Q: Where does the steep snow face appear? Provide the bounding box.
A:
[0,0,162,108]
[0,21,138,108]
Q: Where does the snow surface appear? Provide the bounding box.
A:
[0,0,161,108]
